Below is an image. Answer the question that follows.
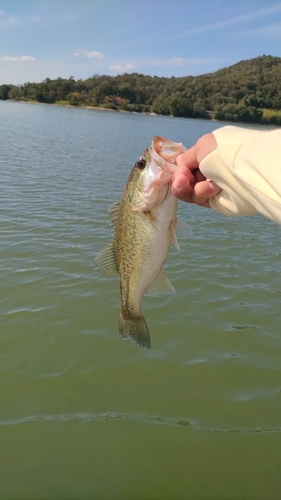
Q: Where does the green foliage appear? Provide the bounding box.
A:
[170,94,193,117]
[67,92,85,105]
[1,56,281,124]
[262,108,281,125]
[55,100,70,106]
[214,103,262,123]
[152,96,171,115]
[0,84,13,100]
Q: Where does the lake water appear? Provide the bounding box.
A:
[0,100,281,499]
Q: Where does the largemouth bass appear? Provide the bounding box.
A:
[93,136,192,349]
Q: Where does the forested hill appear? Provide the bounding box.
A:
[1,55,281,125]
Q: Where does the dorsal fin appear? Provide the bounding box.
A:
[93,242,118,275]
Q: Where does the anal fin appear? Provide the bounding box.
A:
[147,270,175,295]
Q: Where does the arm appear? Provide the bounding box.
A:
[172,126,281,224]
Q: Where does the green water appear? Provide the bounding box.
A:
[0,101,281,499]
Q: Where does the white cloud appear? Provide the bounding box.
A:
[121,56,220,68]
[74,49,104,59]
[0,10,4,16]
[107,57,220,74]
[109,63,137,73]
[240,22,281,39]
[0,55,36,62]
[169,57,219,66]
[0,15,19,28]
[173,4,281,37]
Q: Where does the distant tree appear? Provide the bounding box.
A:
[170,95,193,117]
[214,103,262,123]
[0,84,13,100]
[7,85,21,100]
[93,78,117,103]
[117,82,135,102]
[67,92,85,105]
[151,96,171,115]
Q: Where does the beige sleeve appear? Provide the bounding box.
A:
[199,126,281,224]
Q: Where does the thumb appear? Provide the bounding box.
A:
[193,179,221,203]
[207,180,221,198]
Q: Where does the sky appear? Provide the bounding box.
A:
[0,0,281,85]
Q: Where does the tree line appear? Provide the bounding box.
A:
[1,55,281,125]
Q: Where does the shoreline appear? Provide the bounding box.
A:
[5,99,159,116]
[3,99,221,123]
[3,99,279,127]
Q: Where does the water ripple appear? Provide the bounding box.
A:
[0,411,281,434]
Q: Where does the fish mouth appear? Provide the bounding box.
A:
[149,136,186,174]
[145,135,186,187]
[133,136,186,212]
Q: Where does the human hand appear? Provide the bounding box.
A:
[171,133,221,208]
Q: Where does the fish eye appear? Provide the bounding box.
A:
[136,157,146,170]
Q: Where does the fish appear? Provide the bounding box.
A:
[93,135,192,349]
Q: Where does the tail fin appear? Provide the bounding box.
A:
[119,311,151,349]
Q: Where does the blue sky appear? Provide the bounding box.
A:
[0,0,281,85]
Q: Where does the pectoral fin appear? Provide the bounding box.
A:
[171,218,193,250]
[170,222,180,250]
[147,270,175,295]
[93,242,118,275]
[175,218,193,236]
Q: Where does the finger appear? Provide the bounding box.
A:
[176,145,199,169]
[176,133,217,169]
[171,170,194,203]
[196,133,218,163]
[192,179,221,206]
[193,168,206,183]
